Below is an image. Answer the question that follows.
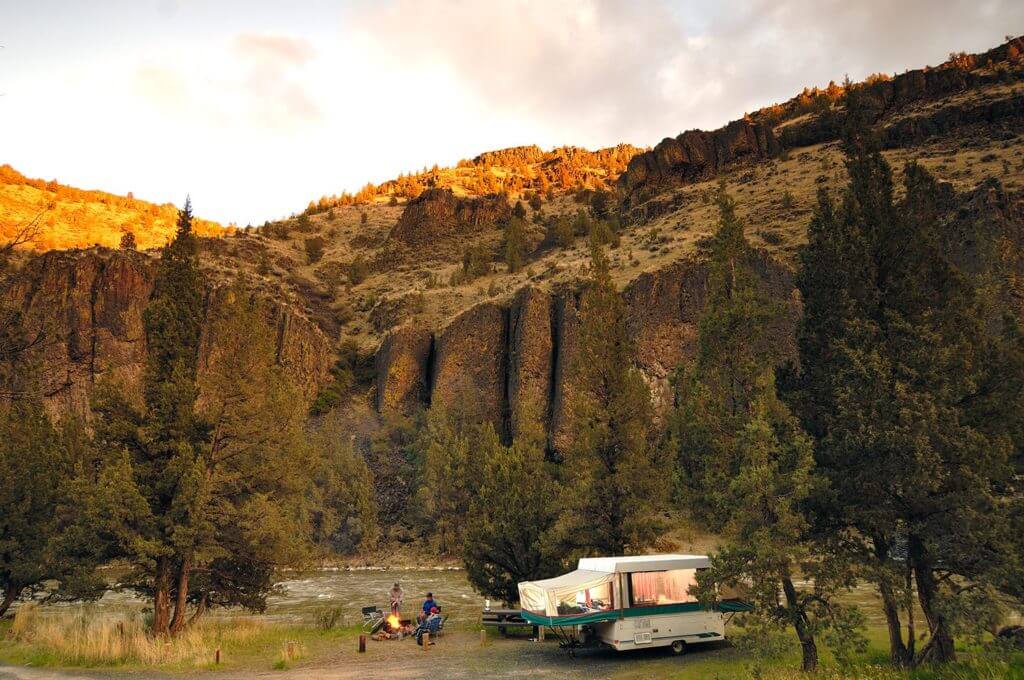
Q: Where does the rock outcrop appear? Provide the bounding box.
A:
[620,36,1024,209]
[619,119,780,206]
[388,188,511,246]
[374,252,799,452]
[507,286,555,440]
[375,324,433,413]
[4,248,333,420]
[430,301,508,432]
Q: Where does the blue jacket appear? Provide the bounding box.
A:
[422,598,437,614]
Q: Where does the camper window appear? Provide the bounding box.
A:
[628,569,699,607]
[553,581,614,615]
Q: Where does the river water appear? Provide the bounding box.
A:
[40,569,485,628]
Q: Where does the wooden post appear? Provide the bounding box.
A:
[358,634,366,653]
[215,647,221,665]
[539,626,545,641]
[423,631,430,649]
[480,629,486,646]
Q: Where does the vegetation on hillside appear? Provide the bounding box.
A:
[0,165,224,251]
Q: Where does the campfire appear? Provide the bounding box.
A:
[373,613,413,641]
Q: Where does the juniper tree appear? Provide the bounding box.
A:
[0,398,71,617]
[675,187,859,672]
[462,403,561,604]
[555,245,669,555]
[310,412,378,554]
[789,141,1024,666]
[503,216,528,273]
[77,202,316,636]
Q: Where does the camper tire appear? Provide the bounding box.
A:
[670,640,687,655]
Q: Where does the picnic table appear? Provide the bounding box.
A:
[481,608,539,637]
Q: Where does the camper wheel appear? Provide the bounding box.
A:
[670,640,687,655]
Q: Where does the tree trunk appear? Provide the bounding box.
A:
[152,557,172,637]
[781,575,818,672]
[878,579,911,667]
[169,557,191,636]
[873,537,911,667]
[909,535,956,664]
[188,591,208,626]
[0,584,18,619]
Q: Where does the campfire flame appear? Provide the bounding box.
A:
[386,613,401,630]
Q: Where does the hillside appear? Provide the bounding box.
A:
[0,164,225,251]
[5,36,1024,445]
[300,143,643,213]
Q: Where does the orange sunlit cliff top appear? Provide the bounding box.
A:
[0,165,225,251]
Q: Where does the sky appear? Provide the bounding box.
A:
[1,1,1022,226]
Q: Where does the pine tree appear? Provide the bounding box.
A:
[556,245,668,555]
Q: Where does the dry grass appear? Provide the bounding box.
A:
[6,604,270,668]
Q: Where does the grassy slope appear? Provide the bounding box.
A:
[0,165,224,251]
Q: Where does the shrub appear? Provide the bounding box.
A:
[780,190,795,211]
[360,211,368,225]
[347,255,370,285]
[314,607,345,631]
[119,231,137,251]
[304,236,326,264]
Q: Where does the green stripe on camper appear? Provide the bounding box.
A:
[520,600,753,627]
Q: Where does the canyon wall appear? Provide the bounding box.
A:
[374,252,799,450]
[3,248,333,420]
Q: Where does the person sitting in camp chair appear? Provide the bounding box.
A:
[414,606,442,646]
[417,592,438,623]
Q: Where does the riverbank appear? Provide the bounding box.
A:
[2,567,1021,679]
[1,624,1022,680]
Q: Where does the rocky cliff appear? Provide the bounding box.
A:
[620,36,1024,209]
[3,248,333,420]
[388,189,511,246]
[374,251,799,450]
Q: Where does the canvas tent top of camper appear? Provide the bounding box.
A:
[518,554,751,627]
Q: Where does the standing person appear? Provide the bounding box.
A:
[418,592,438,622]
[389,582,404,615]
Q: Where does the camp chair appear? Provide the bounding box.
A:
[361,606,385,633]
[414,613,444,645]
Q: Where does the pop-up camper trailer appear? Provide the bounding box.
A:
[518,554,751,654]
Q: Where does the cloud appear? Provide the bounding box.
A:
[132,32,322,132]
[350,0,1024,145]
[233,33,315,66]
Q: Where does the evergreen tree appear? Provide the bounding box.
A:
[310,412,378,554]
[503,216,528,273]
[790,137,1023,666]
[462,402,561,604]
[412,406,482,554]
[75,202,317,636]
[676,186,858,671]
[555,245,668,555]
[0,398,75,617]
